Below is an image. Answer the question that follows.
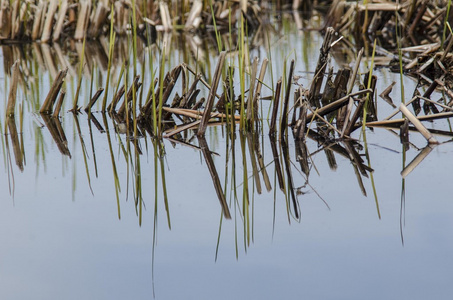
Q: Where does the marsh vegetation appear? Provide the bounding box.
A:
[1,1,453,299]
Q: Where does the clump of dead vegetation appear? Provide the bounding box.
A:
[0,0,265,42]
[325,0,453,80]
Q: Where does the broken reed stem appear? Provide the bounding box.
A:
[308,27,335,106]
[309,106,350,139]
[162,107,241,120]
[384,95,418,120]
[40,68,68,114]
[344,98,365,135]
[6,60,20,117]
[399,104,439,144]
[306,89,372,120]
[269,78,282,135]
[41,0,58,43]
[347,47,364,94]
[295,101,308,140]
[74,0,91,40]
[118,75,141,116]
[401,145,435,178]
[52,90,66,118]
[53,0,69,41]
[246,57,259,123]
[367,112,453,128]
[197,51,226,137]
[280,59,295,140]
[84,88,104,113]
[250,58,268,124]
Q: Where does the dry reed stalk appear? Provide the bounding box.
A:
[401,145,435,178]
[192,97,205,110]
[40,68,68,114]
[306,89,372,121]
[74,0,91,40]
[113,2,127,35]
[108,85,125,112]
[250,58,268,122]
[162,107,202,119]
[246,57,259,123]
[6,60,19,117]
[418,95,453,112]
[197,51,226,137]
[339,94,354,137]
[368,112,453,127]
[407,0,427,35]
[118,75,141,116]
[52,90,66,118]
[180,75,200,108]
[32,1,47,40]
[333,68,351,129]
[162,107,242,120]
[0,0,11,39]
[88,2,109,38]
[344,98,365,135]
[269,78,282,135]
[41,0,58,42]
[159,2,172,32]
[280,59,295,139]
[53,0,68,41]
[295,101,308,140]
[10,0,20,39]
[84,88,105,113]
[185,0,202,30]
[347,48,364,94]
[185,64,222,98]
[164,120,202,138]
[309,106,350,138]
[384,96,418,120]
[399,104,439,144]
[308,27,335,106]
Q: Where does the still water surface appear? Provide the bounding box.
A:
[0,14,452,300]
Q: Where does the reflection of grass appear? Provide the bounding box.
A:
[157,140,171,229]
[400,146,407,245]
[73,114,93,195]
[103,113,122,219]
[0,12,425,262]
[362,129,381,219]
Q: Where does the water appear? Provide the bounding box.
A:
[1,13,453,300]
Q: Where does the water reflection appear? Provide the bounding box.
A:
[1,11,453,300]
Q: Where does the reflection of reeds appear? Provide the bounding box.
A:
[198,136,231,219]
[40,114,71,157]
[6,116,24,172]
[73,113,93,194]
[103,113,122,219]
[281,137,301,220]
[6,60,19,117]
